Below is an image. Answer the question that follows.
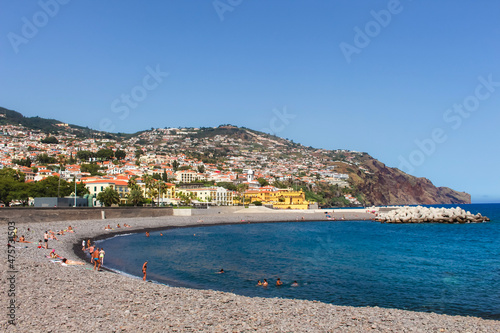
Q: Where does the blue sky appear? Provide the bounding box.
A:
[1,1,499,203]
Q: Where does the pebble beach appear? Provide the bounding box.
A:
[3,210,499,332]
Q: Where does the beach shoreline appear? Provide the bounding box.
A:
[3,210,499,332]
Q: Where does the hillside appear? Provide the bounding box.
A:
[0,107,471,206]
[348,158,470,206]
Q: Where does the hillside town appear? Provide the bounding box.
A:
[0,121,366,208]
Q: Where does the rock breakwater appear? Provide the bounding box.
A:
[377,206,490,223]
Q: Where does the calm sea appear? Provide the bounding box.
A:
[97,204,500,319]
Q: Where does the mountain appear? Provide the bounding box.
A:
[0,107,470,205]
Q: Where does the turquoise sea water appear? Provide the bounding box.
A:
[97,204,500,319]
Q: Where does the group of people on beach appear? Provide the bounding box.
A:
[82,240,105,271]
[11,226,74,250]
[10,224,85,266]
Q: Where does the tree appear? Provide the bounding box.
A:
[172,160,179,172]
[31,176,69,198]
[68,180,90,197]
[41,136,59,144]
[257,178,269,187]
[114,149,126,160]
[67,153,76,164]
[197,165,205,173]
[96,148,114,161]
[80,163,102,176]
[12,157,31,167]
[127,188,145,206]
[162,170,169,182]
[216,182,237,191]
[76,150,94,162]
[97,187,120,207]
[56,155,67,174]
[9,182,31,206]
[128,176,140,191]
[236,183,249,205]
[37,153,56,165]
[142,174,155,198]
[135,149,143,159]
[0,168,26,206]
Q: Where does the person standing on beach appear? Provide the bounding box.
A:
[82,240,86,251]
[92,248,101,271]
[91,247,99,265]
[43,231,49,249]
[99,248,105,265]
[142,261,148,281]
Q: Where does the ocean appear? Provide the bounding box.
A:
[97,204,500,319]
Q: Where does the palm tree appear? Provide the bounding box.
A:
[97,187,120,207]
[142,174,155,199]
[127,188,144,206]
[236,183,249,206]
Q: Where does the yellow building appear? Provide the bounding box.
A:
[242,188,310,209]
[137,180,176,205]
[175,187,234,206]
[84,179,129,205]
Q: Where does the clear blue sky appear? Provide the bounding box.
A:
[1,1,499,203]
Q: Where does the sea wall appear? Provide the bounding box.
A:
[0,206,173,223]
[376,206,489,223]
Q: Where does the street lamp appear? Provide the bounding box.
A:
[74,175,77,207]
[158,181,161,207]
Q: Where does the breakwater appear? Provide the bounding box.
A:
[377,206,489,223]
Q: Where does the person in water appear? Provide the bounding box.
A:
[257,280,262,286]
[262,279,268,287]
[142,261,148,281]
[276,278,283,286]
[218,268,224,273]
[291,281,299,287]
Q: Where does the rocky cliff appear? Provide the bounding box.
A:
[352,158,471,206]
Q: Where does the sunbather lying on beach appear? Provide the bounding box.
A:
[18,235,32,243]
[61,258,85,265]
[48,230,59,240]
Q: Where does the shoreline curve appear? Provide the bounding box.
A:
[4,210,499,332]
